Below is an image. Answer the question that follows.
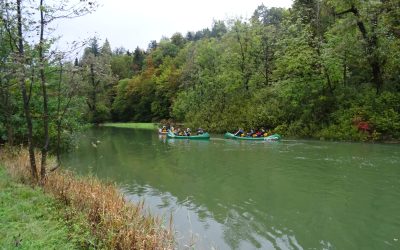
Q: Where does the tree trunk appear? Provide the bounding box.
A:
[90,63,97,113]
[343,50,347,86]
[17,0,37,181]
[235,26,250,91]
[56,61,63,165]
[337,5,384,93]
[262,35,270,86]
[39,0,49,181]
[371,59,383,94]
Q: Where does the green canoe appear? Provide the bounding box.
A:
[224,132,281,141]
[167,131,210,140]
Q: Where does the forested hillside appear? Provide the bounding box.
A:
[104,0,400,140]
[1,0,400,149]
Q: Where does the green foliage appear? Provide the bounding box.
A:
[66,2,400,141]
[111,55,134,79]
[0,56,86,150]
[81,38,116,124]
[1,0,398,154]
[314,89,400,141]
[88,104,111,124]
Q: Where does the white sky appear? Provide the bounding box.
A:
[54,0,293,52]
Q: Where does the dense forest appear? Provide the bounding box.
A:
[1,0,400,172]
[105,0,400,141]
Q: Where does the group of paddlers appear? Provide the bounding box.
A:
[159,125,205,136]
[233,128,272,137]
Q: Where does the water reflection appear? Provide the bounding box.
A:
[158,134,167,143]
[62,127,400,250]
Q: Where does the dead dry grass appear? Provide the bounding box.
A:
[0,146,175,249]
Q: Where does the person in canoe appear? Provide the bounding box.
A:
[264,129,272,137]
[247,129,255,137]
[255,128,266,137]
[234,128,244,136]
[159,125,168,134]
[184,128,191,136]
[197,128,204,135]
[174,127,182,136]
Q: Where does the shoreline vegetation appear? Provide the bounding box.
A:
[101,123,159,130]
[0,147,174,249]
[0,166,82,249]
[101,122,400,144]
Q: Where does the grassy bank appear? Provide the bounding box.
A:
[0,166,90,249]
[0,147,174,249]
[101,122,158,129]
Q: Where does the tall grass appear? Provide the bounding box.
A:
[0,147,174,249]
[0,167,83,249]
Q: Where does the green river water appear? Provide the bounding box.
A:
[62,127,400,249]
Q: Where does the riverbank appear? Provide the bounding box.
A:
[99,122,400,143]
[0,147,174,249]
[101,122,158,129]
[0,166,90,249]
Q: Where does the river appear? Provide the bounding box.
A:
[62,127,400,249]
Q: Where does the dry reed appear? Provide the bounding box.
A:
[0,146,175,249]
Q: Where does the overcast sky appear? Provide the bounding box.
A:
[54,0,293,52]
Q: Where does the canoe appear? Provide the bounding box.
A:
[167,131,210,140]
[224,132,281,141]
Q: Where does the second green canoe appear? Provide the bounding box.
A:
[167,131,210,140]
[224,132,281,141]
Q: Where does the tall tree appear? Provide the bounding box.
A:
[231,20,253,91]
[0,0,97,181]
[38,0,49,180]
[81,38,115,123]
[251,6,285,86]
[333,0,388,93]
[132,46,145,74]
[36,0,97,181]
[16,0,38,180]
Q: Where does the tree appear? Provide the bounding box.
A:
[170,32,186,48]
[230,19,254,91]
[333,1,388,93]
[1,0,97,181]
[132,46,145,74]
[147,40,157,52]
[16,0,38,180]
[48,53,83,165]
[211,20,227,38]
[81,38,115,123]
[251,6,285,86]
[36,0,97,180]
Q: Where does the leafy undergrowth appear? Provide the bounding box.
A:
[0,147,174,249]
